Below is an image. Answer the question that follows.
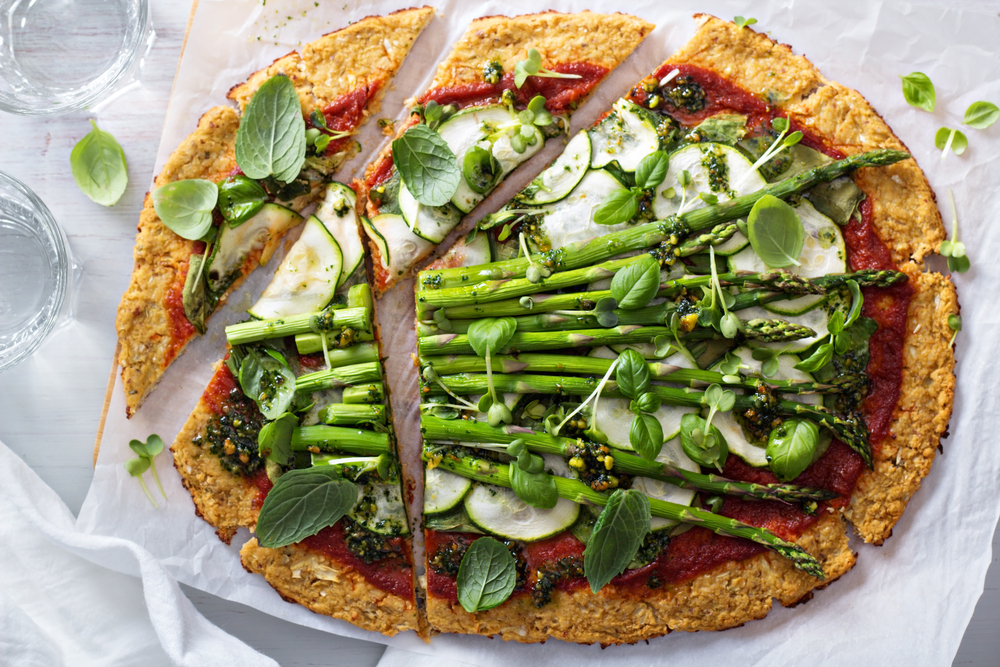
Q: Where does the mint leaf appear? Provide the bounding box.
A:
[235,74,307,184]
[392,124,461,207]
[255,467,359,548]
[456,537,517,612]
[584,489,651,592]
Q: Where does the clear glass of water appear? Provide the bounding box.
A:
[0,172,71,373]
[0,0,150,116]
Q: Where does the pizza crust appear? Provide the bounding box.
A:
[241,538,427,638]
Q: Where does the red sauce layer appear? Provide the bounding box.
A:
[248,468,273,509]
[200,358,240,415]
[316,85,379,156]
[421,63,609,114]
[163,266,198,366]
[302,521,414,601]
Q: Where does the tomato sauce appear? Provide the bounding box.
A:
[302,521,414,601]
[316,85,379,156]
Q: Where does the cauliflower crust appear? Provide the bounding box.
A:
[240,538,427,638]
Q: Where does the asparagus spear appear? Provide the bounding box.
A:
[295,361,382,393]
[342,383,384,404]
[431,450,826,578]
[226,306,371,346]
[420,416,837,504]
[291,425,389,454]
[294,340,379,363]
[319,403,386,425]
[419,149,909,290]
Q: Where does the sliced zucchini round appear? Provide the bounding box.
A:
[633,438,699,531]
[534,169,628,250]
[349,481,410,536]
[597,399,694,450]
[424,466,472,514]
[728,199,846,278]
[366,213,434,281]
[464,483,579,541]
[763,293,829,317]
[589,99,659,171]
[315,182,365,286]
[711,231,751,256]
[248,215,343,319]
[712,346,820,404]
[518,131,592,205]
[653,143,765,219]
[398,181,463,243]
[207,203,302,293]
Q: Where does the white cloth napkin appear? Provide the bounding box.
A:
[0,440,277,667]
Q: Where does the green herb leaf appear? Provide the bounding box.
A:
[181,253,209,335]
[456,537,517,612]
[514,48,542,88]
[467,317,517,358]
[235,75,306,183]
[258,412,298,465]
[462,145,501,194]
[963,101,999,129]
[70,120,128,206]
[630,413,664,462]
[765,419,819,481]
[845,280,863,327]
[794,343,833,373]
[255,467,358,548]
[734,16,757,28]
[124,456,150,477]
[392,124,462,207]
[236,347,297,419]
[948,313,961,346]
[634,151,670,190]
[948,254,971,273]
[615,348,650,398]
[584,489,651,593]
[635,392,661,414]
[510,463,558,509]
[747,194,805,268]
[610,256,661,310]
[594,189,639,226]
[217,175,268,226]
[679,413,729,470]
[935,127,968,157]
[151,179,219,241]
[900,72,935,112]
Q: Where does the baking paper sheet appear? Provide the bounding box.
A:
[77,0,1000,664]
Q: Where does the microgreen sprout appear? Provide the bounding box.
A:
[520,232,552,283]
[935,127,968,159]
[514,48,582,88]
[422,365,480,412]
[737,117,803,187]
[939,189,969,273]
[466,318,518,426]
[718,350,745,383]
[551,358,619,436]
[315,453,391,481]
[701,246,740,338]
[125,434,167,508]
[948,314,961,347]
[734,16,757,28]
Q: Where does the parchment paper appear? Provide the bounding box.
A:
[77,1,1000,664]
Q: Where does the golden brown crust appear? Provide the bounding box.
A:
[426,11,653,91]
[427,513,855,644]
[240,538,426,638]
[228,7,434,115]
[169,361,260,544]
[115,106,239,418]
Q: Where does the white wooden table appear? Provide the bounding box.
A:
[0,2,994,664]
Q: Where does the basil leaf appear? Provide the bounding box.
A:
[630,413,664,462]
[634,151,670,190]
[456,537,517,612]
[258,412,298,465]
[181,253,209,334]
[235,74,307,184]
[218,175,268,226]
[747,194,805,268]
[236,347,297,419]
[392,124,461,207]
[610,257,660,310]
[70,120,128,206]
[584,489,651,593]
[845,280,863,327]
[467,317,517,358]
[510,464,558,509]
[679,413,728,470]
[934,127,968,156]
[794,343,833,373]
[462,145,501,194]
[635,392,661,414]
[151,179,219,240]
[963,101,1000,130]
[899,72,935,112]
[255,467,359,548]
[615,348,650,398]
[765,419,819,482]
[594,189,639,226]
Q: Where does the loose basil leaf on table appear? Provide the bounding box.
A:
[235,74,306,184]
[584,489,651,593]
[963,101,1000,129]
[217,175,268,226]
[467,317,517,358]
[610,256,660,310]
[258,411,298,465]
[392,123,462,207]
[255,467,359,548]
[70,120,128,206]
[151,179,219,240]
[456,537,517,612]
[630,412,664,462]
[899,72,935,112]
[747,194,805,269]
[615,348,650,399]
[765,418,819,482]
[510,462,558,509]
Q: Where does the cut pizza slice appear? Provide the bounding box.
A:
[412,14,957,643]
[115,7,434,417]
[356,10,654,294]
[171,182,424,637]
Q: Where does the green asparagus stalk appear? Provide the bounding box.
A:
[319,403,386,425]
[431,450,825,578]
[226,306,371,346]
[295,361,382,393]
[342,382,384,404]
[420,416,837,504]
[294,340,379,364]
[291,425,389,454]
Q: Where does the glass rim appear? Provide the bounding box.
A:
[0,0,150,117]
[0,170,69,373]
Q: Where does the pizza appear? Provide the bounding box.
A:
[114,7,433,418]
[356,10,653,294]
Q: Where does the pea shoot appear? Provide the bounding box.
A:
[514,48,582,89]
[125,434,168,508]
[733,16,757,28]
[737,117,803,187]
[948,314,962,347]
[939,189,970,273]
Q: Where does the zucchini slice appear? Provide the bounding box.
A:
[533,169,628,250]
[589,99,660,171]
[315,182,365,286]
[517,131,592,205]
[367,213,434,282]
[424,466,472,515]
[464,483,579,541]
[247,214,342,319]
[596,399,694,450]
[652,142,765,219]
[206,203,302,293]
[633,438,699,531]
[348,481,410,536]
[398,181,463,243]
[763,293,829,317]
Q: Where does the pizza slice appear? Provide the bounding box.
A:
[356,10,654,294]
[171,182,424,636]
[115,7,433,417]
[412,14,957,643]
